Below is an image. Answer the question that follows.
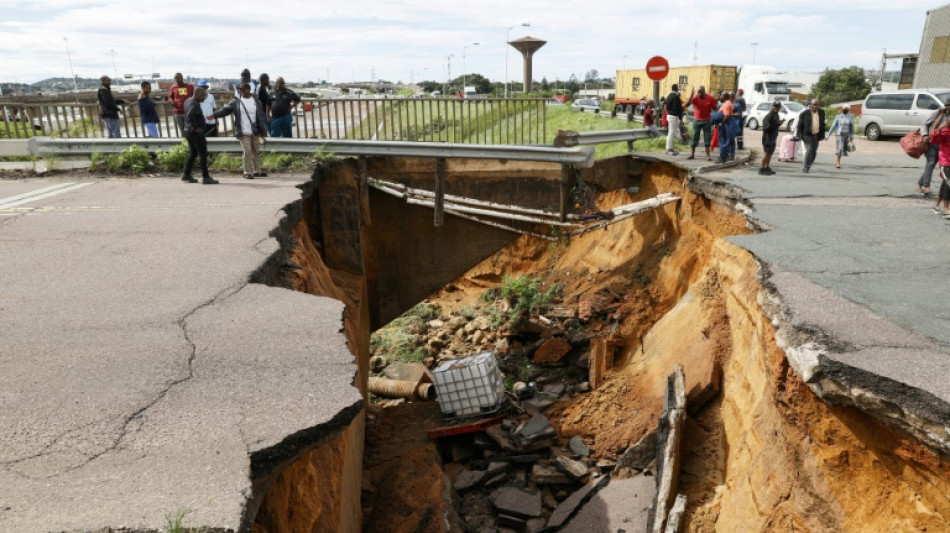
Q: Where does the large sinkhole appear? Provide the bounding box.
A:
[252,154,950,533]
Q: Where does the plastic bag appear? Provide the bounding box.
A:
[900,130,927,159]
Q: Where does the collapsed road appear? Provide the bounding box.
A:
[1,132,948,532]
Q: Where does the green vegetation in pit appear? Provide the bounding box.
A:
[482,275,562,327]
[369,302,441,365]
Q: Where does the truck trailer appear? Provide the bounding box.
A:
[614,65,738,114]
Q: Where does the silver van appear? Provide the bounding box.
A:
[861,88,950,140]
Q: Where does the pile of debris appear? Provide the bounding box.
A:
[439,409,623,532]
[369,280,635,406]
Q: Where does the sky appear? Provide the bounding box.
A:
[0,0,942,85]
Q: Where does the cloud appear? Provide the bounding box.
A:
[0,0,934,84]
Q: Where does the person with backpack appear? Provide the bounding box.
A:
[213,82,269,179]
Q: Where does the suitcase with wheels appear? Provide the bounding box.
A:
[779,134,797,162]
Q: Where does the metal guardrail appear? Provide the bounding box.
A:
[552,127,670,148]
[1,97,548,145]
[25,137,595,168]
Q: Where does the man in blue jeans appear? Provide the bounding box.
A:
[269,77,301,137]
[97,76,124,138]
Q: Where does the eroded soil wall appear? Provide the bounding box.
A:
[422,158,950,531]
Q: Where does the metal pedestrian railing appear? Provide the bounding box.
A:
[0,97,548,145]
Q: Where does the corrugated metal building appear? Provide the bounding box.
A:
[913,3,950,88]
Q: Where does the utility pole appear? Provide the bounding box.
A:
[463,42,479,92]
[751,42,759,64]
[63,37,79,103]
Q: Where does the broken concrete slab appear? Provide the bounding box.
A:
[568,436,590,457]
[0,177,365,532]
[514,414,556,445]
[664,493,687,533]
[650,366,687,533]
[490,486,543,519]
[532,463,573,485]
[545,475,610,529]
[555,455,589,480]
[615,429,658,472]
[455,469,488,493]
[560,474,656,532]
[523,397,555,415]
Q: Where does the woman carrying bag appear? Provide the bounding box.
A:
[826,105,855,169]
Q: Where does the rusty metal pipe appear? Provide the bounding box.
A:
[368,377,436,401]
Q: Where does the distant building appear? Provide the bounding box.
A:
[913,3,950,88]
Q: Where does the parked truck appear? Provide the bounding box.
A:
[614,65,738,114]
[735,65,792,110]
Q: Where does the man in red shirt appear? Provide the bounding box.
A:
[168,72,194,136]
[688,86,718,160]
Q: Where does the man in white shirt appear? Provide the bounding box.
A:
[213,82,268,179]
[196,79,217,137]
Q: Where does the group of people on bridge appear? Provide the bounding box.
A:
[96,69,303,184]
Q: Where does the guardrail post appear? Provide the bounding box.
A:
[434,158,446,227]
[357,156,372,226]
[559,164,571,223]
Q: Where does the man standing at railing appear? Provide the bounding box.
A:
[168,73,194,136]
[269,77,300,138]
[197,80,218,137]
[97,76,125,138]
[214,82,268,179]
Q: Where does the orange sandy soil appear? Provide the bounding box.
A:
[362,165,950,531]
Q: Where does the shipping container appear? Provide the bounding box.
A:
[614,65,738,113]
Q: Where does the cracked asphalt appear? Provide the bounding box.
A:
[0,175,362,532]
[687,131,950,420]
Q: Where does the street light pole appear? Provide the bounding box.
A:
[463,42,479,92]
[751,42,759,64]
[505,22,530,98]
[443,54,454,95]
[63,37,79,102]
[111,48,117,79]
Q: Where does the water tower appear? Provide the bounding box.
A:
[509,36,546,94]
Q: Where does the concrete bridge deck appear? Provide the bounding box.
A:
[0,176,362,531]
[1,130,948,530]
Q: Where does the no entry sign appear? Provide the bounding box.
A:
[646,56,669,81]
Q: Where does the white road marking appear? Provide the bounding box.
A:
[0,182,93,210]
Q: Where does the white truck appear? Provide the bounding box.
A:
[463,86,477,99]
[736,65,792,109]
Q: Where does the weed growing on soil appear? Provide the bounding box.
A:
[260,151,294,171]
[165,508,206,533]
[499,275,561,322]
[210,153,243,172]
[118,144,150,172]
[370,302,441,365]
[156,141,189,172]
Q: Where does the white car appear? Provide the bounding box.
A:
[571,99,601,113]
[744,101,805,132]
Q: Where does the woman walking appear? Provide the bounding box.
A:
[826,105,855,169]
[919,106,947,196]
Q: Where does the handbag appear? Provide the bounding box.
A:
[847,139,856,152]
[900,130,928,159]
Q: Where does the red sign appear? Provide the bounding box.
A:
[646,56,669,82]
